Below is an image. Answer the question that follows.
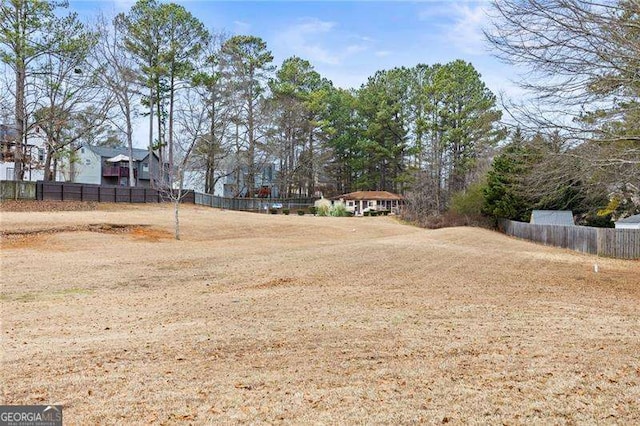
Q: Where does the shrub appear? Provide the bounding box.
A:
[330,201,350,217]
[316,203,330,216]
[282,208,290,215]
[450,182,486,216]
[411,211,492,229]
[269,208,278,215]
[297,210,305,216]
[309,206,317,215]
[314,198,331,216]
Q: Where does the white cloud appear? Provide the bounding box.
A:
[375,50,391,58]
[233,20,251,34]
[444,3,491,55]
[274,18,369,66]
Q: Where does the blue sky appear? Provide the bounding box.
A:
[68,0,522,98]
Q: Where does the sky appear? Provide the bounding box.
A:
[67,0,523,98]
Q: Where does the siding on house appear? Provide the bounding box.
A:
[63,144,164,187]
[70,147,101,184]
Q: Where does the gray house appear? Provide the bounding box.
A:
[615,214,640,229]
[530,210,575,226]
[66,144,164,187]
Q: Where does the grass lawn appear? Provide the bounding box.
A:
[1,203,639,423]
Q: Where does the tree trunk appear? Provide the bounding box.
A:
[168,74,175,189]
[247,95,255,196]
[174,197,180,240]
[14,59,25,181]
[43,147,54,181]
[307,130,314,197]
[155,83,164,185]
[148,87,155,188]
[126,102,135,187]
[52,157,58,182]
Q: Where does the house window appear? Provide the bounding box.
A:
[85,159,91,165]
[368,201,374,207]
[38,148,45,162]
[142,163,149,172]
[348,201,353,206]
[81,148,85,153]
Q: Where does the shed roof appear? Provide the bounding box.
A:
[530,210,575,226]
[333,191,404,201]
[616,213,640,224]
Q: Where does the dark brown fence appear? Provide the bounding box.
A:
[4,180,310,212]
[194,192,315,211]
[499,219,640,259]
[36,181,163,203]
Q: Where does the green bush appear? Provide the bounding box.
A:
[269,208,278,214]
[282,208,290,215]
[450,182,486,216]
[309,206,317,215]
[297,210,305,216]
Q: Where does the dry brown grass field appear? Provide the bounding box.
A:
[1,203,639,424]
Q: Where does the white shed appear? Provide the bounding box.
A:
[530,210,575,226]
[614,214,640,229]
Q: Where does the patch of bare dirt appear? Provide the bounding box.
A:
[0,223,170,249]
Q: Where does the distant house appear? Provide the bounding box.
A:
[615,214,640,229]
[0,124,63,181]
[222,163,279,198]
[530,210,575,226]
[332,191,404,216]
[65,144,164,187]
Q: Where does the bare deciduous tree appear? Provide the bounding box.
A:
[485,0,640,158]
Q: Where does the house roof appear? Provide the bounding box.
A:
[616,213,640,224]
[530,210,575,226]
[82,144,150,162]
[333,191,404,201]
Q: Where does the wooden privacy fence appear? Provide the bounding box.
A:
[194,192,315,211]
[36,181,163,203]
[499,219,640,259]
[1,180,314,212]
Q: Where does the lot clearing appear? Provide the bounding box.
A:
[1,203,639,424]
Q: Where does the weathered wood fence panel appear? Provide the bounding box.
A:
[499,219,640,259]
[0,180,36,200]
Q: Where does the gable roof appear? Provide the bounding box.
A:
[333,191,404,201]
[530,210,575,226]
[81,144,150,162]
[616,213,640,224]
